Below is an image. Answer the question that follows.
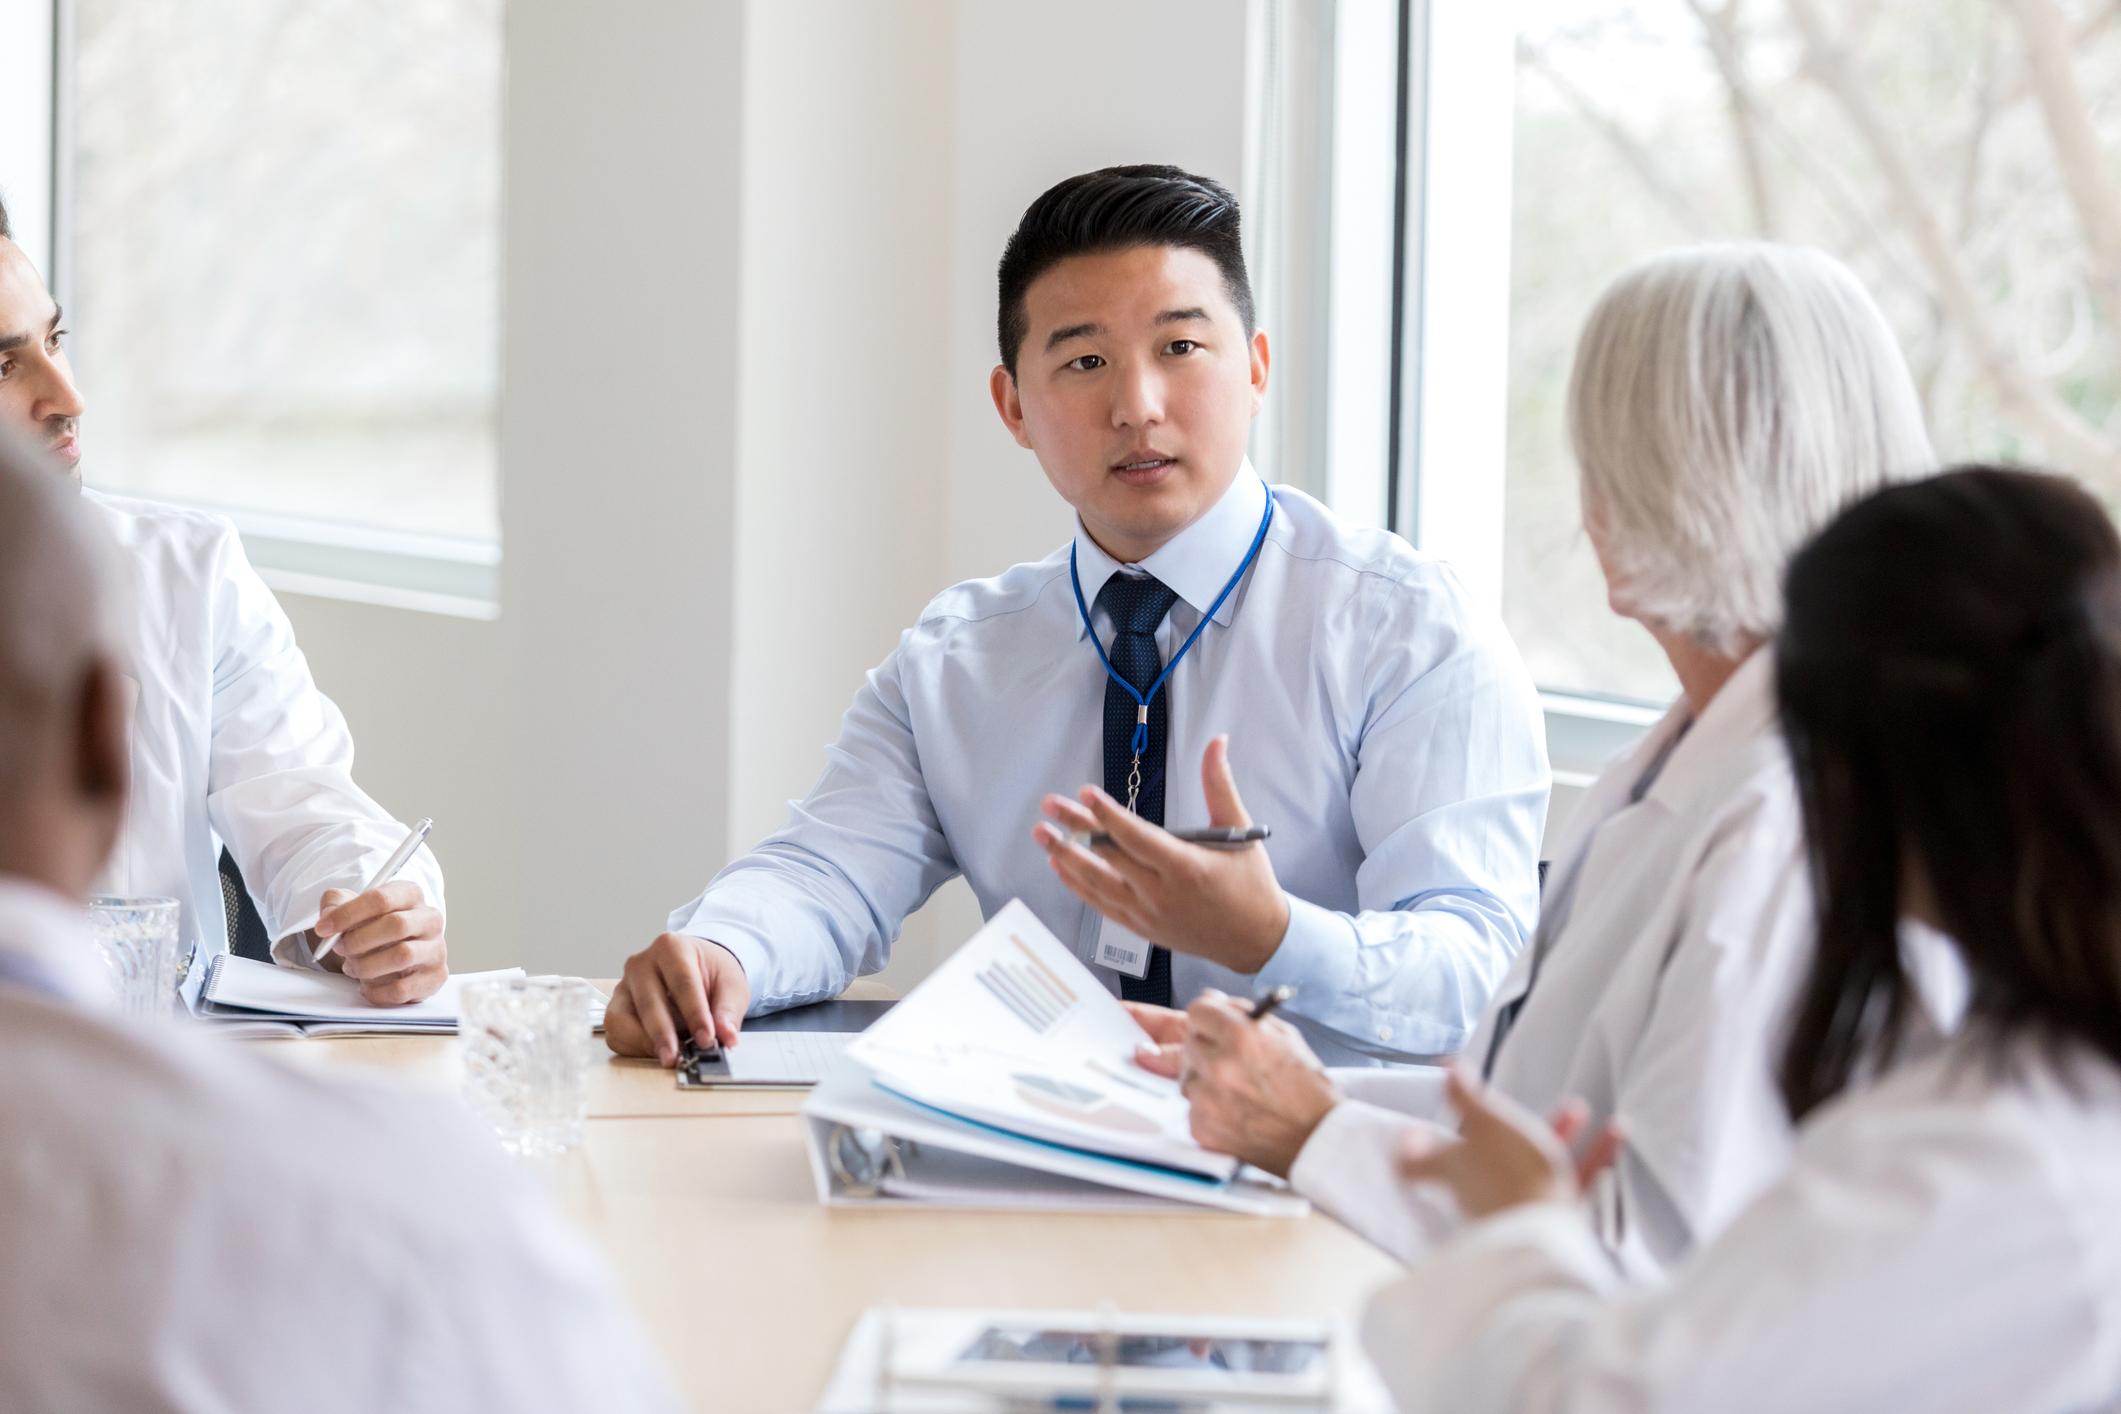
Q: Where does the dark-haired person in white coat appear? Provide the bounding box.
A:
[1369,467,2121,1414]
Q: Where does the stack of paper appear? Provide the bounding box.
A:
[194,954,527,1037]
[803,899,1304,1215]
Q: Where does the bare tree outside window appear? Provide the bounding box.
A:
[1508,0,2121,702]
[72,0,501,542]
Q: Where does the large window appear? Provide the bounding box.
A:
[1503,0,2121,703]
[67,0,502,576]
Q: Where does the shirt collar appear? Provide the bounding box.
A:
[0,877,112,1008]
[1636,645,1779,813]
[1071,463,1271,640]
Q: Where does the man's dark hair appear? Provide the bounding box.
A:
[995,164,1254,377]
[0,191,10,242]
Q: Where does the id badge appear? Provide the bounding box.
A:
[1095,917,1154,980]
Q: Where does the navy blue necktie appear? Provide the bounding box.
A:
[1096,573,1179,1007]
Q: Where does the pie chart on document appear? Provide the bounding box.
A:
[1011,1071,1160,1136]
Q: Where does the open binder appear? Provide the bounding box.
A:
[798,899,1307,1217]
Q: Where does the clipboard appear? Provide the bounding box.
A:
[675,998,893,1088]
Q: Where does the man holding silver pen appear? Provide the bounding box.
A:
[0,193,447,1005]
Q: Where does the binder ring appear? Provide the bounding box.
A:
[827,1125,908,1198]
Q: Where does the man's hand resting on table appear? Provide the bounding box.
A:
[604,933,751,1066]
[312,883,448,1005]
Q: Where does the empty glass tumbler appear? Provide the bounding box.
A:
[459,976,598,1156]
[88,896,185,1017]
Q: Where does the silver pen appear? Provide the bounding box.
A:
[1066,824,1271,850]
[311,817,433,962]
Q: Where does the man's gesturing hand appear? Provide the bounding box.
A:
[1035,735,1291,974]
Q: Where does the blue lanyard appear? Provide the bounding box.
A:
[1068,483,1276,803]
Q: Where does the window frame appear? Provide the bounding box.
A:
[1253,0,1662,781]
[1388,0,1661,777]
[1,1,59,284]
[34,0,501,617]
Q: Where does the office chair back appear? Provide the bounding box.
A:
[217,849,276,964]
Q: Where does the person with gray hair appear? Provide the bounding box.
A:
[0,439,682,1409]
[1139,242,1958,1279]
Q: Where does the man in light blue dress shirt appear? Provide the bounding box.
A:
[605,165,1549,1068]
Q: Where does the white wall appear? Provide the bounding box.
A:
[282,1,745,976]
[728,3,954,986]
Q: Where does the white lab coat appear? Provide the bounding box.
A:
[1362,1030,2121,1414]
[1289,650,1965,1275]
[83,490,443,1001]
[0,879,683,1412]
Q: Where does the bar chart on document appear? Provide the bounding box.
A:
[974,936,1081,1035]
[845,900,1234,1178]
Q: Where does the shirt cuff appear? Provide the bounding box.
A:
[270,931,329,972]
[1332,1063,1450,1118]
[1255,892,1356,999]
[1288,1099,1455,1266]
[665,907,771,1005]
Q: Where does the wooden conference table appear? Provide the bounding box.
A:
[284,983,1403,1412]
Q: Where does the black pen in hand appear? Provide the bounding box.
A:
[1247,984,1296,1021]
[1071,825,1272,851]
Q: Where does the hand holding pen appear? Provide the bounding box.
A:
[1161,984,1337,1180]
[1036,735,1292,975]
[308,817,450,1006]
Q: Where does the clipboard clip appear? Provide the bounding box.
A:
[676,1036,724,1087]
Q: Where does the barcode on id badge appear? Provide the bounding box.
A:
[1108,945,1141,967]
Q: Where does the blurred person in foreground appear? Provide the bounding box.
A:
[0,437,681,1411]
[1142,244,1962,1279]
[0,192,445,1005]
[1368,466,2121,1413]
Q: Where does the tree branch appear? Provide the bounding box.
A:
[1518,39,1713,236]
[1990,0,2121,108]
[1786,0,2121,476]
[2000,0,2121,341]
[1685,0,1779,236]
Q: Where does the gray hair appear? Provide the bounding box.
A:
[1567,242,1934,653]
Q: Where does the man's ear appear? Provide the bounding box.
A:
[1247,328,1271,414]
[75,657,130,810]
[990,364,1034,450]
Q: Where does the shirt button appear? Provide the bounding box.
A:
[1376,1026,1391,1042]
